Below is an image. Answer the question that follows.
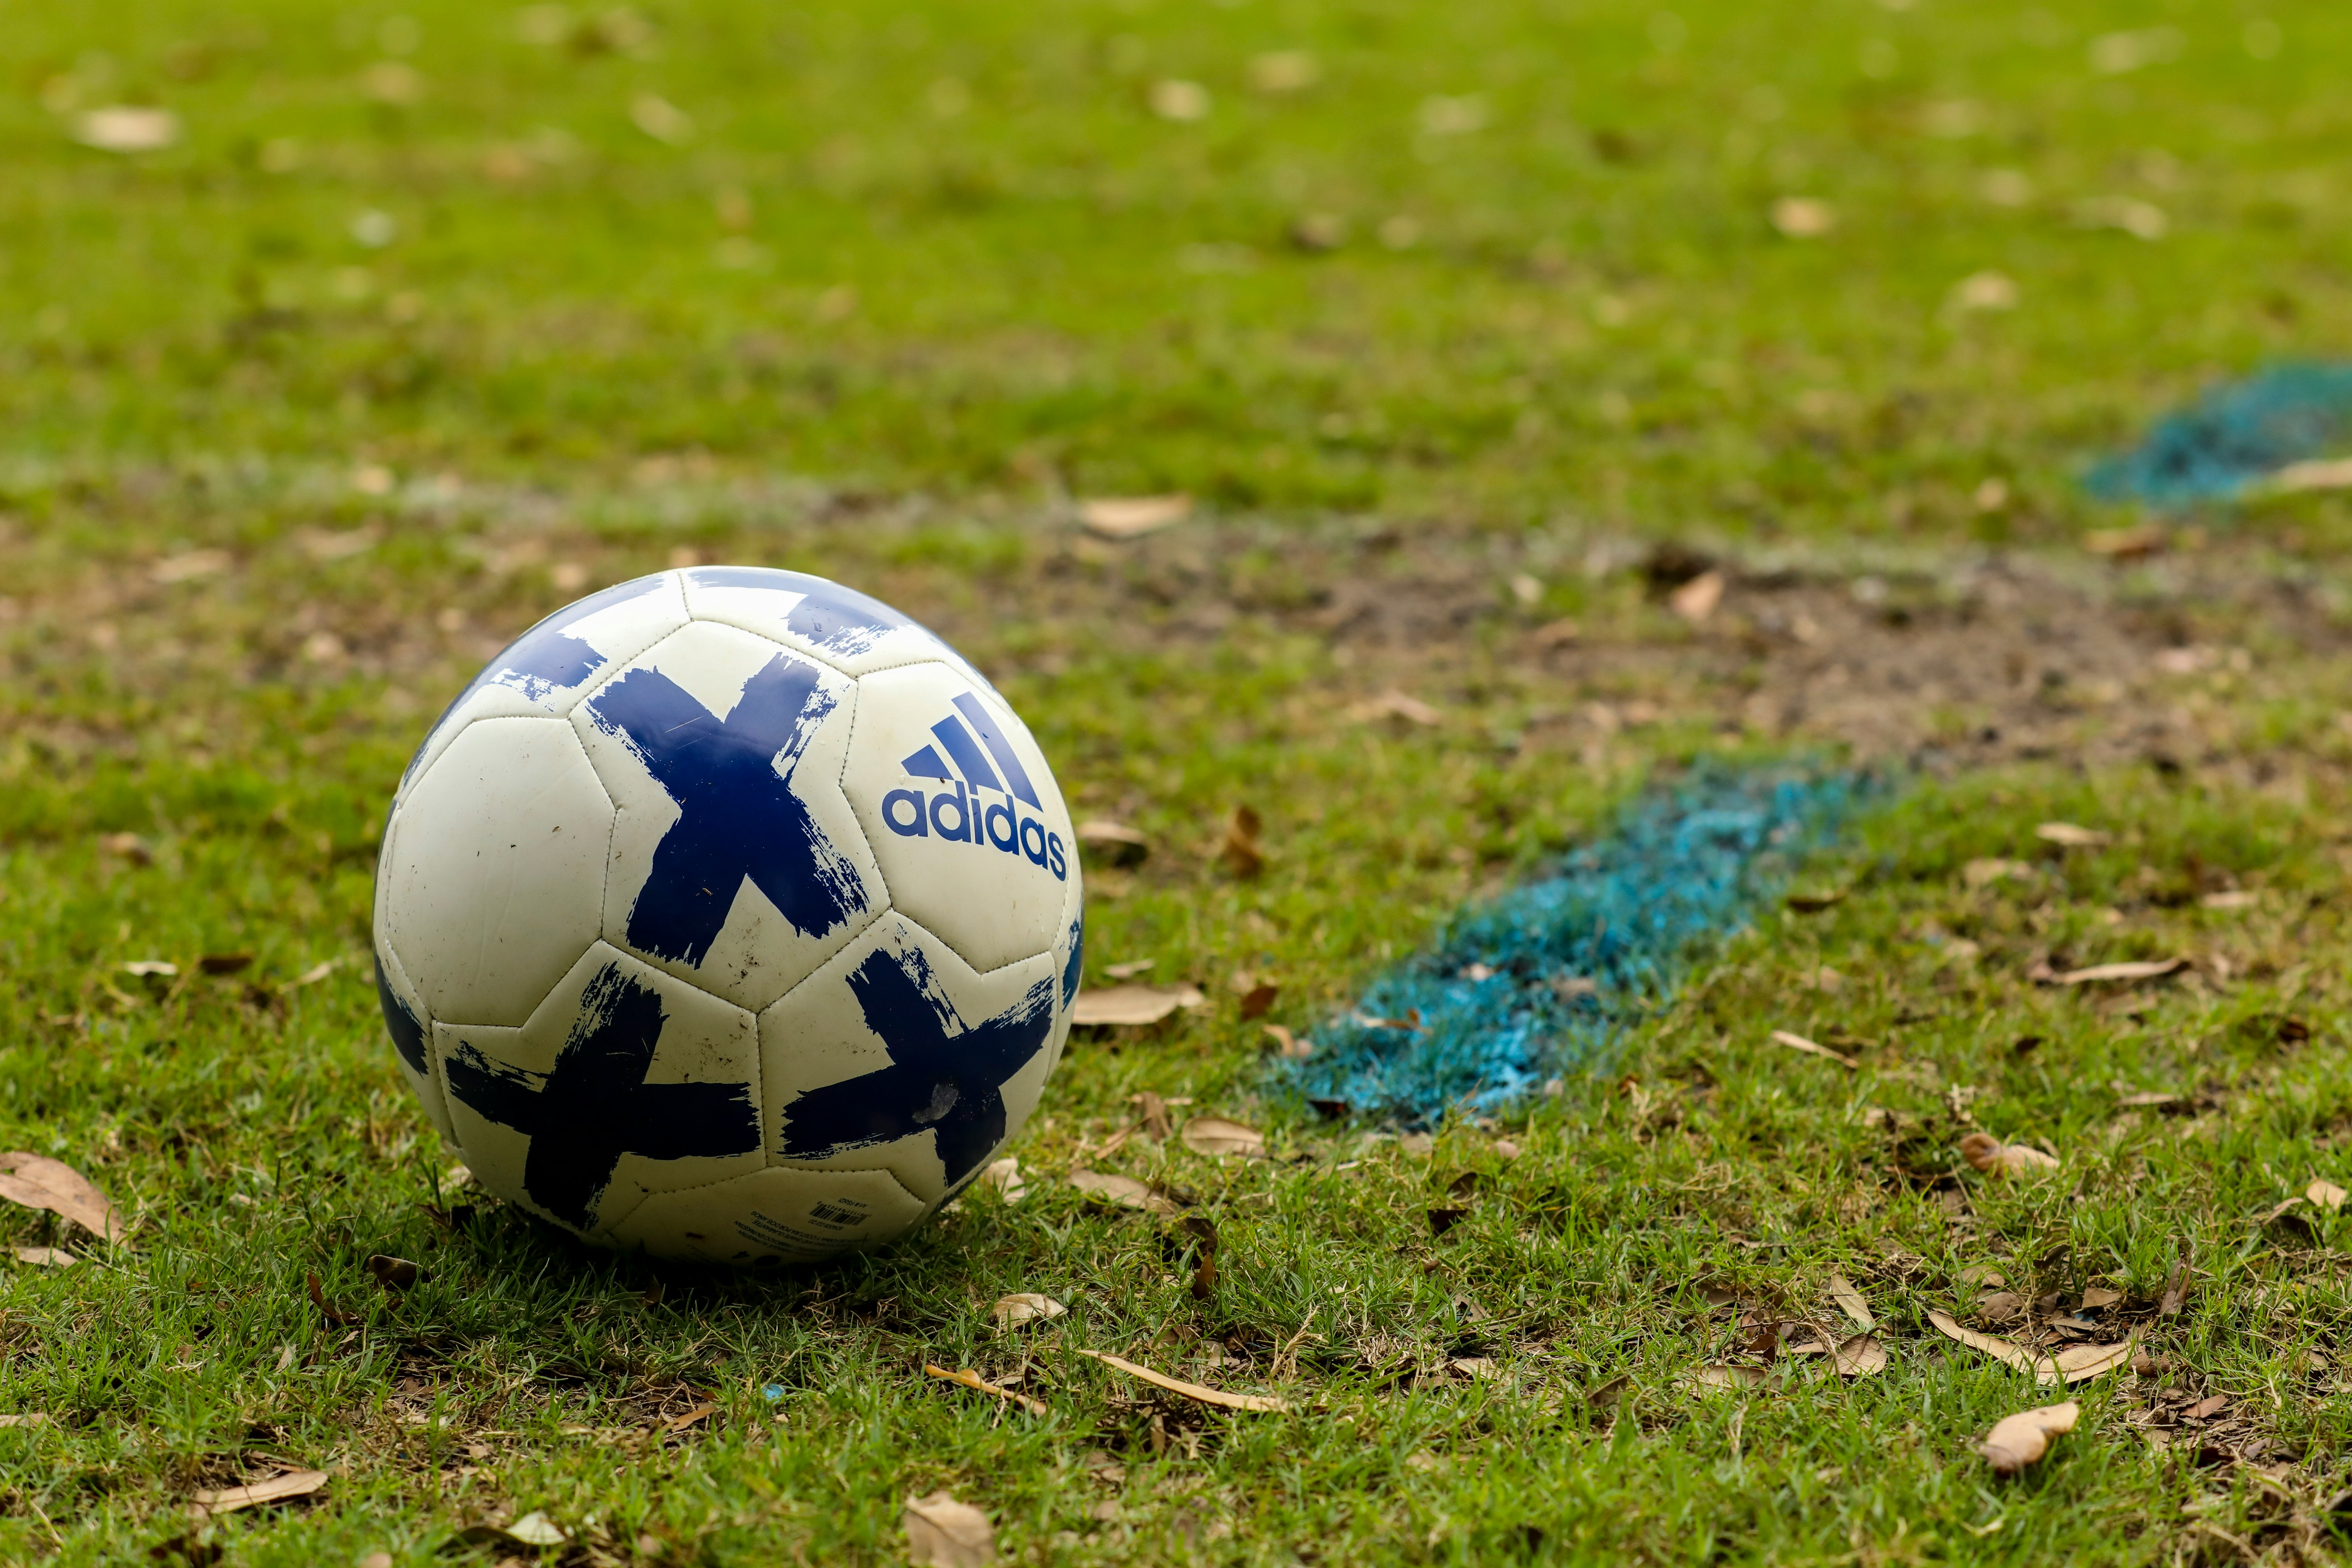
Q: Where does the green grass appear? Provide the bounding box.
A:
[8,0,2352,529]
[12,0,2352,1563]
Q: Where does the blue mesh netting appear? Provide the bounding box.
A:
[1275,764,1874,1126]
[2085,362,2352,506]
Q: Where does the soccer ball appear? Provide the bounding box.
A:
[372,568,1083,1266]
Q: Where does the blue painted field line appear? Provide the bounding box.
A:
[1275,764,1877,1126]
[2086,362,2352,507]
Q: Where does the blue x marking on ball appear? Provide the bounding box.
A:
[588,651,870,968]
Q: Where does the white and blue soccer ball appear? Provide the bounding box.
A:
[372,568,1083,1266]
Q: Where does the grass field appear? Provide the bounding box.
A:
[11,1,2352,1563]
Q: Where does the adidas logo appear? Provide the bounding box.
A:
[879,693,1069,881]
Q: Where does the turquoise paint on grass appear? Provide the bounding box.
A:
[1277,764,1875,1126]
[2086,362,2352,506]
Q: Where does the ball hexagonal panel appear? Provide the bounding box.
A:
[373,942,453,1141]
[842,663,1076,973]
[434,942,764,1241]
[757,912,1067,1206]
[382,716,616,1028]
[394,573,689,806]
[572,620,886,1012]
[608,1164,930,1265]
[678,565,992,685]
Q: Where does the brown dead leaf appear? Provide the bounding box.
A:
[1076,1349,1290,1412]
[1963,857,2033,889]
[1769,1030,1857,1069]
[1668,569,1726,622]
[2308,1178,2347,1212]
[190,1469,329,1518]
[2161,1253,2192,1316]
[1262,1024,1310,1059]
[2034,821,2110,848]
[2078,1286,2123,1311]
[1078,494,1192,539]
[925,1363,1047,1418]
[198,953,254,976]
[991,1292,1066,1328]
[1959,1132,2060,1176]
[1238,983,1278,1019]
[1833,1335,1888,1377]
[1980,1401,2078,1474]
[1928,1310,2128,1386]
[1221,805,1266,877]
[365,1254,420,1290]
[1927,1309,2048,1378]
[1135,1090,1172,1142]
[0,1153,127,1244]
[663,1401,718,1433]
[2051,1341,2134,1381]
[0,1413,50,1427]
[1070,985,1206,1027]
[903,1490,996,1568]
[1075,820,1149,868]
[12,1246,75,1267]
[978,1156,1026,1205]
[1828,1272,1875,1331]
[1785,889,1846,913]
[1348,690,1443,726]
[1068,1171,1181,1216]
[1181,1117,1267,1158]
[2083,524,2165,560]
[1681,1364,1766,1394]
[2053,958,2186,986]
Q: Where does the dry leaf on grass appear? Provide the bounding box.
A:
[455,1512,569,1550]
[1181,1118,1266,1158]
[978,1156,1026,1204]
[1262,1024,1310,1059]
[1963,857,2033,889]
[12,1247,76,1267]
[1075,820,1149,867]
[1927,1311,2130,1386]
[1833,1336,1888,1377]
[1238,982,1278,1019]
[1078,494,1191,539]
[0,1153,127,1243]
[1668,569,1726,622]
[1681,1364,1766,1394]
[1769,1030,1856,1069]
[1959,1132,2060,1176]
[365,1254,420,1289]
[925,1363,1047,1418]
[1347,689,1442,726]
[992,1293,1066,1329]
[1828,1272,1875,1331]
[1221,805,1266,877]
[2307,1177,2350,1212]
[1076,1349,1290,1412]
[2161,1253,2192,1316]
[904,1491,996,1567]
[75,106,182,153]
[190,1469,329,1518]
[1929,1310,2045,1377]
[1980,1401,2078,1474]
[0,1413,50,1427]
[2035,821,2110,848]
[1068,1170,1181,1216]
[2053,958,2186,986]
[1069,985,1205,1027]
[1103,959,1155,980]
